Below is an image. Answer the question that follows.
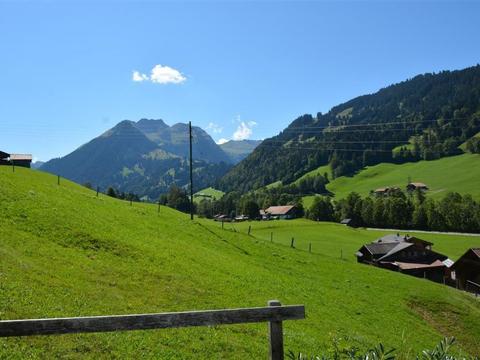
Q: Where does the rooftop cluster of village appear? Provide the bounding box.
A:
[356,233,480,293]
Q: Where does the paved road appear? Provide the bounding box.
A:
[365,227,480,237]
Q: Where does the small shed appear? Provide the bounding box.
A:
[450,248,480,292]
[407,182,428,192]
[340,218,359,227]
[10,154,33,168]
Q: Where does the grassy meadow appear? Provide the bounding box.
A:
[193,187,225,203]
[1,166,480,358]
[303,153,480,207]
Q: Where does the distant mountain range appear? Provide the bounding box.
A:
[40,119,260,200]
[219,65,480,193]
[219,140,262,164]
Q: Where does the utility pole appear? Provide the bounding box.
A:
[189,121,194,220]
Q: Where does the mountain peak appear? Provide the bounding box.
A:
[101,120,140,138]
[135,118,168,132]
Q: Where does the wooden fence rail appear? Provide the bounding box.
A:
[0,300,305,360]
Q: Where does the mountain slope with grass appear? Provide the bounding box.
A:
[41,119,232,200]
[300,153,480,207]
[220,65,480,193]
[1,166,480,358]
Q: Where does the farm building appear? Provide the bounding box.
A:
[450,248,480,293]
[356,234,452,283]
[406,182,428,192]
[0,151,32,168]
[264,205,298,220]
[340,218,360,227]
[373,187,400,196]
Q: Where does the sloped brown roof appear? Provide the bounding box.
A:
[408,182,428,188]
[10,154,32,161]
[472,248,480,258]
[265,205,295,215]
[393,260,445,270]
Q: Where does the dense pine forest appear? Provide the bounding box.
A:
[219,65,480,193]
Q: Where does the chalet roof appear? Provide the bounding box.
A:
[472,248,480,258]
[375,188,388,192]
[392,259,446,270]
[408,182,428,188]
[374,234,433,246]
[265,205,295,215]
[340,218,352,224]
[377,242,414,261]
[363,242,399,255]
[10,154,33,161]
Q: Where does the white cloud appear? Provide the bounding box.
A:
[150,64,186,84]
[233,121,257,141]
[206,122,223,134]
[132,64,186,84]
[216,138,229,145]
[132,71,148,82]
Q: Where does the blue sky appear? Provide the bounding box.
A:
[1,1,479,161]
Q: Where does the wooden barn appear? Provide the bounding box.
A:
[450,248,480,293]
[356,234,452,283]
[406,182,428,192]
[264,205,298,220]
[0,151,32,168]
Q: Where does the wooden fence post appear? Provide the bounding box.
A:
[158,202,161,214]
[57,175,60,185]
[270,232,273,242]
[96,186,99,197]
[268,300,284,360]
[309,243,312,253]
[290,237,295,248]
[248,225,251,235]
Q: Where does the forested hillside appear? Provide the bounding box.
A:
[220,65,480,193]
[41,120,232,200]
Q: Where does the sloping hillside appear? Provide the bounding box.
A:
[41,120,232,200]
[301,153,480,207]
[220,65,480,193]
[1,166,480,358]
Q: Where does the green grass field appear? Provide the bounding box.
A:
[193,187,225,203]
[302,153,480,206]
[1,166,480,358]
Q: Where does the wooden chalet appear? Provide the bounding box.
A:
[450,248,480,293]
[356,234,452,283]
[264,205,297,220]
[406,182,428,192]
[0,151,32,168]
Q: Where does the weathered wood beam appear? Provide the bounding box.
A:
[0,304,305,337]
